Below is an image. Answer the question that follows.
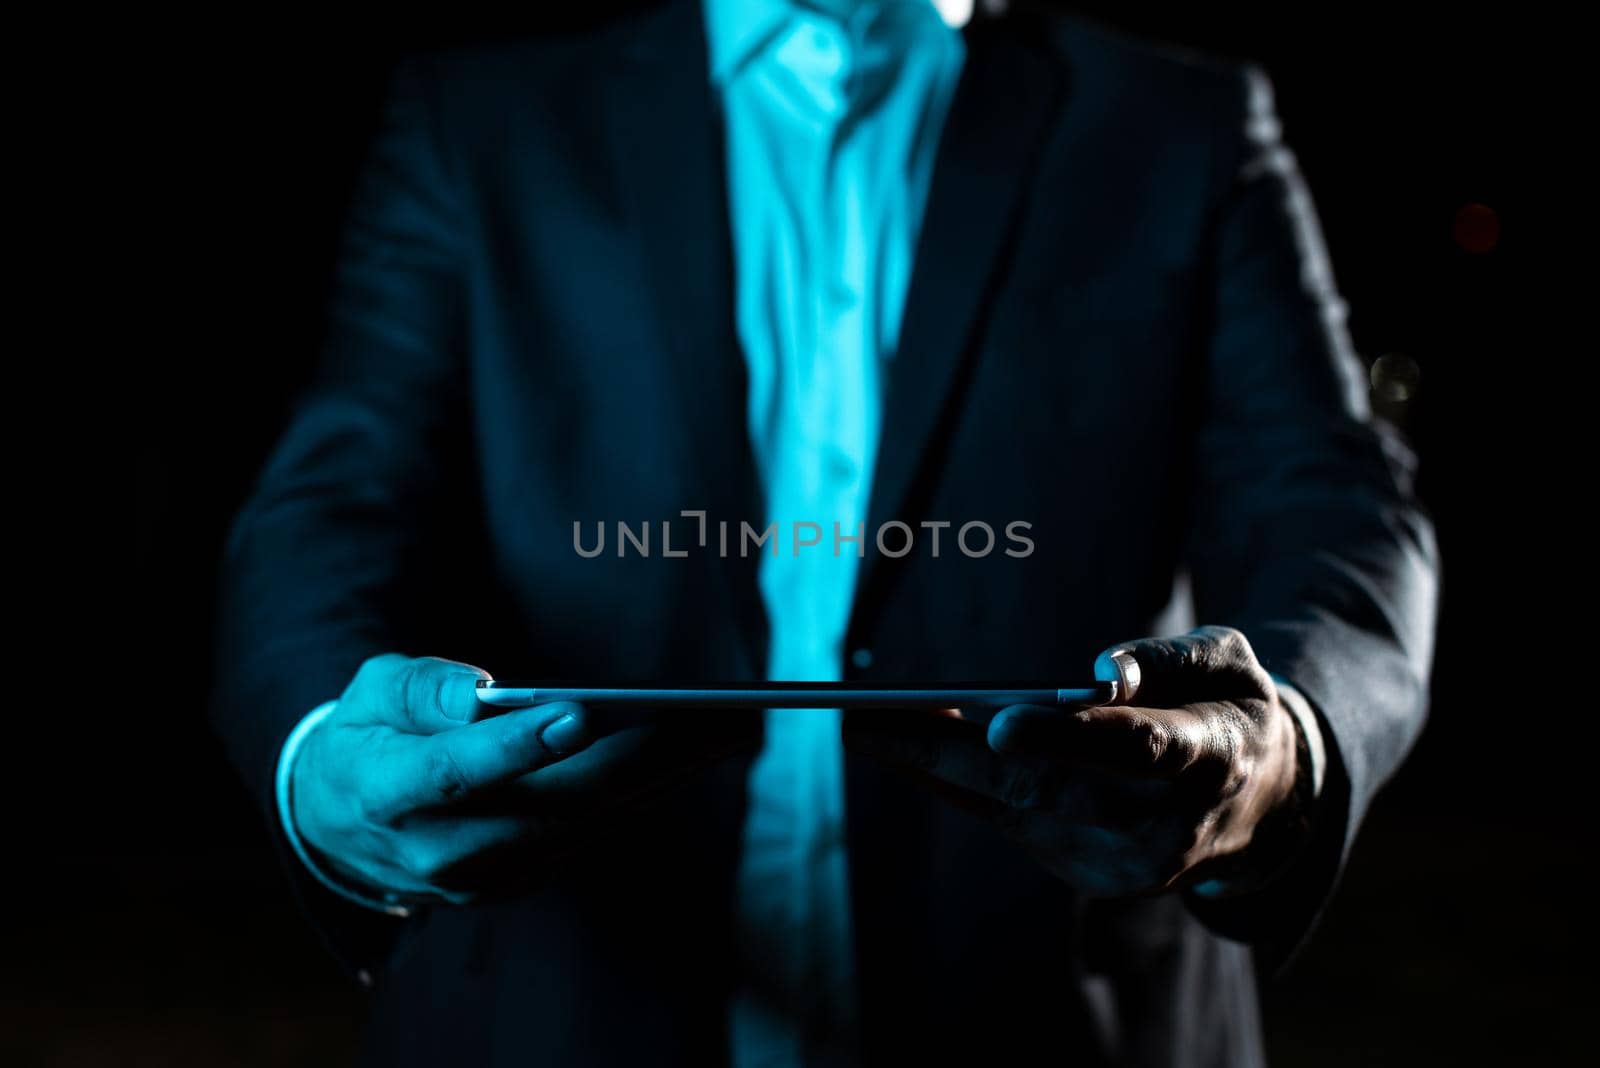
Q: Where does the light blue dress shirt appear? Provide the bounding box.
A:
[703,1,965,1064]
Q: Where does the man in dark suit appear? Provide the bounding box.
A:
[212,1,1438,1064]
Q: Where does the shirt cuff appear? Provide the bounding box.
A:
[1272,674,1326,800]
[1187,674,1325,899]
[276,700,415,918]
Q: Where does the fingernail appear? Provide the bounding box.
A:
[539,712,587,755]
[1094,650,1141,704]
[1111,652,1141,704]
[987,709,1024,753]
[444,672,482,721]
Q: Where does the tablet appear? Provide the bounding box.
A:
[475,681,1119,709]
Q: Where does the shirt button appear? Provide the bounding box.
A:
[825,448,858,483]
[826,280,859,309]
[850,647,874,670]
[809,24,847,68]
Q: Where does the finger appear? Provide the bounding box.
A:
[1094,625,1268,708]
[844,712,1052,809]
[344,654,494,734]
[367,702,594,819]
[500,714,763,819]
[845,713,1155,830]
[393,814,539,892]
[989,702,1215,780]
[333,854,441,903]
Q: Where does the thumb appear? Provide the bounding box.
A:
[344,654,495,734]
[1094,625,1264,709]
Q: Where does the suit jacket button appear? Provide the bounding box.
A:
[850,648,874,670]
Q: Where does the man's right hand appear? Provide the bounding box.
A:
[289,654,751,906]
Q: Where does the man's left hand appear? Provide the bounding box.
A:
[843,625,1302,896]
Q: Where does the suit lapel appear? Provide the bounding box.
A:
[598,0,768,677]
[856,15,1066,608]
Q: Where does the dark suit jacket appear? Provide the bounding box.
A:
[212,2,1439,1065]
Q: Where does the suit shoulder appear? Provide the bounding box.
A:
[1028,9,1261,118]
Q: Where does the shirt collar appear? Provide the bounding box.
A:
[703,0,970,87]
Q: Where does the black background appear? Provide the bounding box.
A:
[25,3,1575,1064]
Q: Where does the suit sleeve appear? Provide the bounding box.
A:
[210,53,468,975]
[1178,64,1440,966]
